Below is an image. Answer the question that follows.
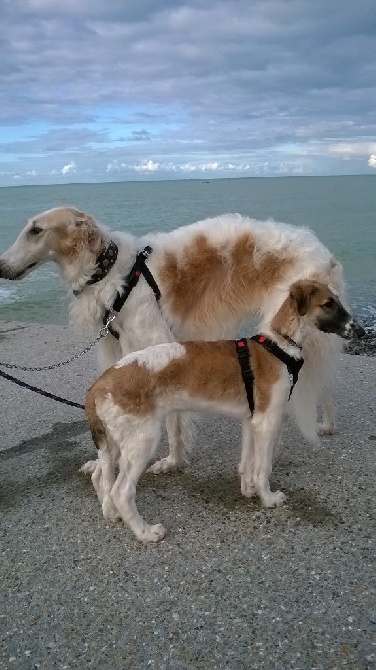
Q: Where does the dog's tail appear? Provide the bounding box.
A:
[85,385,107,449]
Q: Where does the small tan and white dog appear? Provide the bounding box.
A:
[85,280,364,543]
[0,207,351,477]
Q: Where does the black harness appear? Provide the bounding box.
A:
[102,246,161,340]
[235,335,304,414]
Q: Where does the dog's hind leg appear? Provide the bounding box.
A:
[147,412,191,474]
[111,418,166,542]
[252,414,286,508]
[98,438,121,521]
[239,417,257,498]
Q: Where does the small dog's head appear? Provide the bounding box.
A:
[0,206,103,280]
[289,280,365,339]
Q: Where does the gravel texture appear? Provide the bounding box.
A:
[0,320,375,670]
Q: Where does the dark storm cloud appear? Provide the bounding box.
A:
[0,0,375,183]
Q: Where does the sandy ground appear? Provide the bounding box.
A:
[0,320,375,670]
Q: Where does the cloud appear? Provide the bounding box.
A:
[61,161,77,175]
[368,154,376,168]
[134,159,160,172]
[0,0,375,185]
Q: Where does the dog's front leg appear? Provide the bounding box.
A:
[252,415,286,508]
[239,417,257,498]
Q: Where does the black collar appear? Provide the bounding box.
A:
[86,240,118,286]
[274,329,302,350]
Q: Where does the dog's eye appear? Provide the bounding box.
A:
[323,298,335,309]
[29,226,42,236]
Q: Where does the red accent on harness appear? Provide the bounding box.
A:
[258,336,266,342]
[238,340,245,347]
[135,270,141,277]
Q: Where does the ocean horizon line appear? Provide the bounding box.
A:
[1,172,375,190]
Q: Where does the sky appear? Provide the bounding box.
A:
[0,0,375,186]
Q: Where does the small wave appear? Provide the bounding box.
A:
[0,286,17,304]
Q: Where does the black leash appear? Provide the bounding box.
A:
[0,368,85,410]
[103,245,161,340]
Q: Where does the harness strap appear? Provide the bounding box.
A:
[251,335,304,398]
[235,338,255,413]
[103,245,161,340]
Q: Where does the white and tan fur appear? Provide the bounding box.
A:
[85,281,361,542]
[0,207,348,474]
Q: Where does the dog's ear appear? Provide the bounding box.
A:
[289,281,317,316]
[73,212,102,254]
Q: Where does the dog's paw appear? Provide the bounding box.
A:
[102,496,121,522]
[317,423,337,436]
[147,456,181,475]
[79,459,99,475]
[139,523,166,543]
[261,490,286,508]
[240,476,257,498]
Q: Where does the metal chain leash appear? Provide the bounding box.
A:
[0,313,116,372]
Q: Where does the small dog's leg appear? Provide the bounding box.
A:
[239,418,257,498]
[98,444,121,521]
[111,420,166,542]
[317,386,337,435]
[253,417,286,508]
[90,462,103,503]
[147,413,187,474]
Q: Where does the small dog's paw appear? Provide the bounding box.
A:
[262,490,286,508]
[147,457,181,475]
[140,523,166,543]
[317,424,337,436]
[79,459,99,475]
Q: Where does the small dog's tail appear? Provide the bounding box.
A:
[85,386,107,449]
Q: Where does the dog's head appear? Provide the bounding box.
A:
[289,280,365,339]
[0,206,103,280]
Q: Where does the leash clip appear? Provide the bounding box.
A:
[100,311,116,338]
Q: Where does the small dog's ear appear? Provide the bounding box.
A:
[289,282,314,316]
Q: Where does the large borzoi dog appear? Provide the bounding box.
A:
[85,280,362,542]
[0,206,351,472]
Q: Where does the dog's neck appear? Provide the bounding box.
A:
[72,239,119,296]
[262,296,303,357]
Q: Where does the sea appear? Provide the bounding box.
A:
[0,175,375,330]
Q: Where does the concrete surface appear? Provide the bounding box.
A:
[0,320,375,670]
